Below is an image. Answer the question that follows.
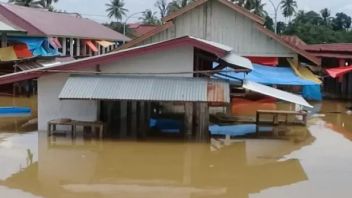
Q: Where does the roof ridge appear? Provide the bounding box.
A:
[163,0,264,25]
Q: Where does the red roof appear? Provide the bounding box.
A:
[303,43,352,53]
[0,3,130,41]
[0,36,232,85]
[281,35,307,49]
[128,23,158,37]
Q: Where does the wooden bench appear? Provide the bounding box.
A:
[48,120,104,139]
[256,110,308,126]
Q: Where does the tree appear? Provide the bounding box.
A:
[140,9,160,25]
[39,0,58,8]
[320,8,331,26]
[280,0,297,21]
[250,0,267,17]
[106,0,128,22]
[332,12,352,31]
[8,0,42,8]
[155,0,168,19]
[167,0,193,14]
[276,21,286,34]
[264,15,274,31]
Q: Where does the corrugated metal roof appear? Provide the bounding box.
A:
[242,80,313,108]
[0,3,130,41]
[59,75,230,103]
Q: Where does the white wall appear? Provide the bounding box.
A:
[38,73,98,130]
[143,1,296,57]
[102,45,194,77]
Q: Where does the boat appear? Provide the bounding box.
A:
[0,107,31,114]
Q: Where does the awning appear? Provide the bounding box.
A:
[0,46,18,62]
[242,80,313,108]
[246,56,279,66]
[97,40,115,48]
[84,40,98,52]
[287,59,322,84]
[8,37,59,57]
[59,75,230,103]
[220,53,253,70]
[13,43,32,59]
[326,66,352,78]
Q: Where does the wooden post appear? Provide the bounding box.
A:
[195,103,209,141]
[76,38,80,57]
[69,38,74,57]
[139,102,146,138]
[184,102,193,138]
[62,37,67,56]
[82,41,87,57]
[120,101,128,138]
[1,33,7,47]
[131,101,137,138]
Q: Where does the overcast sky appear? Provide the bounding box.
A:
[1,0,352,23]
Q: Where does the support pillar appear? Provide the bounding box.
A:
[120,101,128,138]
[131,101,137,138]
[195,103,209,142]
[1,33,7,48]
[76,38,80,57]
[82,41,87,57]
[62,37,67,56]
[184,102,193,138]
[69,38,74,57]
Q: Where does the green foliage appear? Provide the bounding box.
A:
[283,9,352,44]
[140,9,161,25]
[105,0,128,22]
[8,0,58,9]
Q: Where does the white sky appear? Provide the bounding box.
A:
[1,0,352,23]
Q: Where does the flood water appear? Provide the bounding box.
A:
[1,97,352,198]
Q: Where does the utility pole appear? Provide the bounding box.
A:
[268,0,281,34]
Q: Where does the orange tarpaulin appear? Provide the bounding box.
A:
[246,56,279,66]
[0,46,18,62]
[84,40,98,52]
[13,43,32,59]
[326,66,352,78]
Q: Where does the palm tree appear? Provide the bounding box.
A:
[280,0,297,22]
[167,0,193,14]
[8,0,42,8]
[250,0,267,17]
[231,0,267,17]
[140,9,160,25]
[106,0,128,22]
[39,0,58,8]
[320,8,331,26]
[155,0,168,19]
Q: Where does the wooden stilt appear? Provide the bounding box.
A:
[131,101,137,138]
[184,102,193,138]
[120,101,128,138]
[195,103,209,141]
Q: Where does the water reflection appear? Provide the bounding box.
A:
[0,132,308,198]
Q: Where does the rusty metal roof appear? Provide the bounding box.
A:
[59,75,230,103]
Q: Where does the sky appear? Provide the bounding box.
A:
[1,0,352,23]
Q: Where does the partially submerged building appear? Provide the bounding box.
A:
[0,36,312,139]
[121,0,320,67]
[0,3,130,58]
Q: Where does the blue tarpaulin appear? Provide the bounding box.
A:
[217,64,322,101]
[8,37,59,57]
[220,64,318,86]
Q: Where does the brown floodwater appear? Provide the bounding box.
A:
[0,97,352,198]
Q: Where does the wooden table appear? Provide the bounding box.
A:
[48,120,104,139]
[256,110,308,126]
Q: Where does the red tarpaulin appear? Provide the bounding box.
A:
[326,66,352,78]
[13,43,32,59]
[246,56,279,66]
